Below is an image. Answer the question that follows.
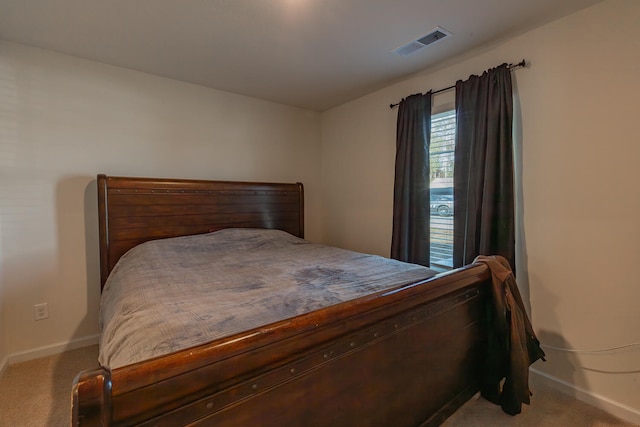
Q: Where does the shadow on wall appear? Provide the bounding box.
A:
[534,330,582,389]
[511,75,614,423]
[512,76,532,317]
[532,278,586,401]
[47,176,101,425]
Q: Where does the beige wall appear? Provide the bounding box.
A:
[0,40,322,365]
[321,0,640,420]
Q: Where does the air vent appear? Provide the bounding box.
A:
[393,26,452,56]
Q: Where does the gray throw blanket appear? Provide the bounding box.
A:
[100,229,436,368]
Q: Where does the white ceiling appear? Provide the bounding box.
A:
[0,0,601,111]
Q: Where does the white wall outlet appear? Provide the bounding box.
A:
[34,303,49,321]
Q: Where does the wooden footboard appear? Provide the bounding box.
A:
[72,263,490,427]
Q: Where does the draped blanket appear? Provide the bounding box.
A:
[100,229,437,368]
[474,255,546,415]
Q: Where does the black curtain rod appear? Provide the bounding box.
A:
[389,59,526,109]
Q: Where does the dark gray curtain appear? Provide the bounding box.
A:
[453,64,515,270]
[391,92,432,266]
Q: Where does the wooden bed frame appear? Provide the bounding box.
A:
[72,174,492,427]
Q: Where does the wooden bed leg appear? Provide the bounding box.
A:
[71,366,112,427]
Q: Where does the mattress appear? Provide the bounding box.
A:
[99,228,436,368]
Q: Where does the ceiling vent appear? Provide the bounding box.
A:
[393,26,452,56]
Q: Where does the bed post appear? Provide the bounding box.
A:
[72,367,112,426]
[97,174,110,291]
[296,182,304,238]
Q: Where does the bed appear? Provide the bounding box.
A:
[71,174,493,427]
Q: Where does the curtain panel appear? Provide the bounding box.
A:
[391,93,432,266]
[453,64,515,270]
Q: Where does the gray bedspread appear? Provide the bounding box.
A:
[99,228,436,368]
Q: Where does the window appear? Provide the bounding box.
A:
[429,110,455,270]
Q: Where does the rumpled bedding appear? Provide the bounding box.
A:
[99,228,436,368]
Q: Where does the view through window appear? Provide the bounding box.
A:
[429,110,455,270]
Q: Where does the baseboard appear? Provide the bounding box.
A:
[531,368,640,426]
[4,334,100,368]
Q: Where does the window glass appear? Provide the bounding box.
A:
[429,110,455,270]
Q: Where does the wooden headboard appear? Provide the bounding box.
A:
[97,174,304,289]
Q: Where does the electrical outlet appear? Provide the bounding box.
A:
[34,303,49,321]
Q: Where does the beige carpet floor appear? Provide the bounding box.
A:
[0,345,637,426]
[0,345,99,427]
[441,374,639,427]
